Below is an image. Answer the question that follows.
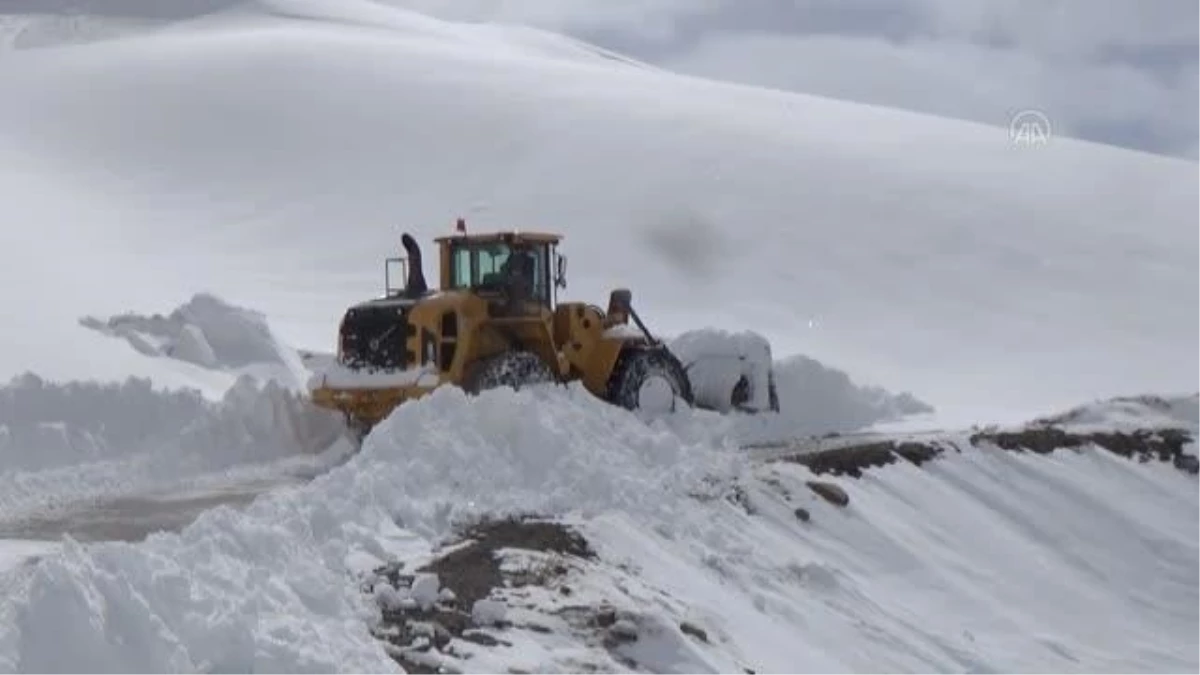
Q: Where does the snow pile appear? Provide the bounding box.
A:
[0,384,737,672]
[1,384,1195,672]
[0,372,347,521]
[339,383,742,539]
[769,353,933,427]
[668,327,933,435]
[80,293,312,391]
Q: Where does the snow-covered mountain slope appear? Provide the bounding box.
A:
[1,385,1194,673]
[0,2,1196,672]
[0,0,1194,422]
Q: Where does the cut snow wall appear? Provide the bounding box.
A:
[0,372,347,519]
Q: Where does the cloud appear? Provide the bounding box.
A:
[376,0,1198,159]
[663,30,1198,158]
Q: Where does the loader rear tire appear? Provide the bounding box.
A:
[607,346,693,414]
[463,350,555,395]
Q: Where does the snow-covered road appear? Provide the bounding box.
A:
[0,465,324,543]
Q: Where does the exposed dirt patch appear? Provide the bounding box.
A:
[365,515,596,673]
[775,425,1197,480]
[420,515,593,610]
[780,439,946,477]
[969,426,1197,473]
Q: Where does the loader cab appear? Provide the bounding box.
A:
[436,230,567,310]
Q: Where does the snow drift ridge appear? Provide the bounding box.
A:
[0,384,1195,673]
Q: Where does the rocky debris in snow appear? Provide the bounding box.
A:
[806,481,849,507]
[726,483,757,515]
[793,507,811,522]
[780,438,946,477]
[679,621,709,643]
[365,515,596,673]
[609,618,639,642]
[775,423,1197,480]
[421,514,595,609]
[578,604,642,651]
[969,426,1197,473]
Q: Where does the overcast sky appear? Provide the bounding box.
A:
[393,0,1199,160]
[15,0,1195,159]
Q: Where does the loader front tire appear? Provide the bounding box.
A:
[607,346,693,414]
[463,350,555,395]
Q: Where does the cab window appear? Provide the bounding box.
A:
[450,246,472,288]
[477,244,512,286]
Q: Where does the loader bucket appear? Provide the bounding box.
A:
[667,329,780,414]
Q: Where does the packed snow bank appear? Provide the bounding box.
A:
[81,293,312,391]
[0,372,348,522]
[0,384,1195,673]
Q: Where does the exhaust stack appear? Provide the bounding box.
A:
[401,233,428,295]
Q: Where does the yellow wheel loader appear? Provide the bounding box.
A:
[307,221,776,436]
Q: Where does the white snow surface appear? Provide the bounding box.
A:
[0,384,1194,673]
[0,540,58,576]
[0,2,1196,672]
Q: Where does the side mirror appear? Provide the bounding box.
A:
[555,254,568,288]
